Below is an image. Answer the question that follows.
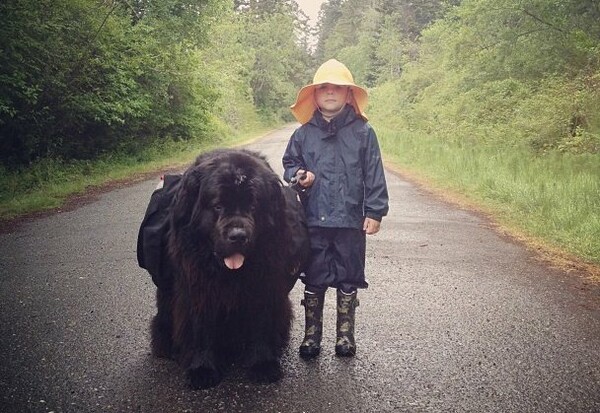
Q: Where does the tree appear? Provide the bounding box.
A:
[235,0,313,118]
[369,0,600,152]
[314,0,449,85]
[0,0,230,168]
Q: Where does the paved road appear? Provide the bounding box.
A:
[1,125,599,413]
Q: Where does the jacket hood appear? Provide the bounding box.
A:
[308,104,359,136]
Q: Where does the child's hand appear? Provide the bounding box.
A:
[296,169,315,188]
[363,217,381,235]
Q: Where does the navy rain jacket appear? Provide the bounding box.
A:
[282,105,389,230]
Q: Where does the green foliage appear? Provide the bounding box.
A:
[314,0,448,86]
[317,0,600,151]
[236,5,314,120]
[0,0,314,171]
[375,127,600,263]
[197,12,259,132]
[0,0,315,218]
[0,0,227,168]
[437,0,600,82]
[130,0,227,46]
[368,0,600,153]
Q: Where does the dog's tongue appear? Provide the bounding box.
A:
[224,253,245,270]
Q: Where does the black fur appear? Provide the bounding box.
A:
[150,148,308,389]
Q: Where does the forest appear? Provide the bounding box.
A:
[1,0,599,264]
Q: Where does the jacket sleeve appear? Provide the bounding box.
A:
[282,129,305,183]
[362,126,389,221]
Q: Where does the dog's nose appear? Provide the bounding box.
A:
[227,228,248,244]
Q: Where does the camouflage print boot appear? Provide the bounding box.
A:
[335,290,359,357]
[299,291,325,359]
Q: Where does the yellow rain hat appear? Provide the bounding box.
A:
[290,59,368,125]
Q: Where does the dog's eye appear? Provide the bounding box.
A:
[213,205,223,213]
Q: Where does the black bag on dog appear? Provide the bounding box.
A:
[137,174,181,289]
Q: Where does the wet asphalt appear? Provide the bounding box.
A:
[1,125,599,413]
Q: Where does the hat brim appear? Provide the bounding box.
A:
[290,83,368,125]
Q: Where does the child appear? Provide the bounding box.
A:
[282,59,389,358]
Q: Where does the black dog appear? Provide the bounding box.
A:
[144,148,308,389]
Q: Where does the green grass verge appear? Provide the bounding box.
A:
[0,126,276,221]
[377,126,600,265]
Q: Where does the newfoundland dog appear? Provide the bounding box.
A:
[142,148,308,389]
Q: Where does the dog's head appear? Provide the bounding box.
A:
[170,149,286,271]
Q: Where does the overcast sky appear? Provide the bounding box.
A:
[295,0,324,27]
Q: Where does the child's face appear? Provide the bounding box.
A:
[314,83,350,118]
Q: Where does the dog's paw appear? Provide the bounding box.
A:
[188,366,222,390]
[248,360,283,383]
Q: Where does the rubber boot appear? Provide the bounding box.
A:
[299,291,324,359]
[335,289,359,357]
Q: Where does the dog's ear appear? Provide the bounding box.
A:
[171,167,204,229]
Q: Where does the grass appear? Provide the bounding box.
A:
[0,125,276,221]
[376,126,600,266]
